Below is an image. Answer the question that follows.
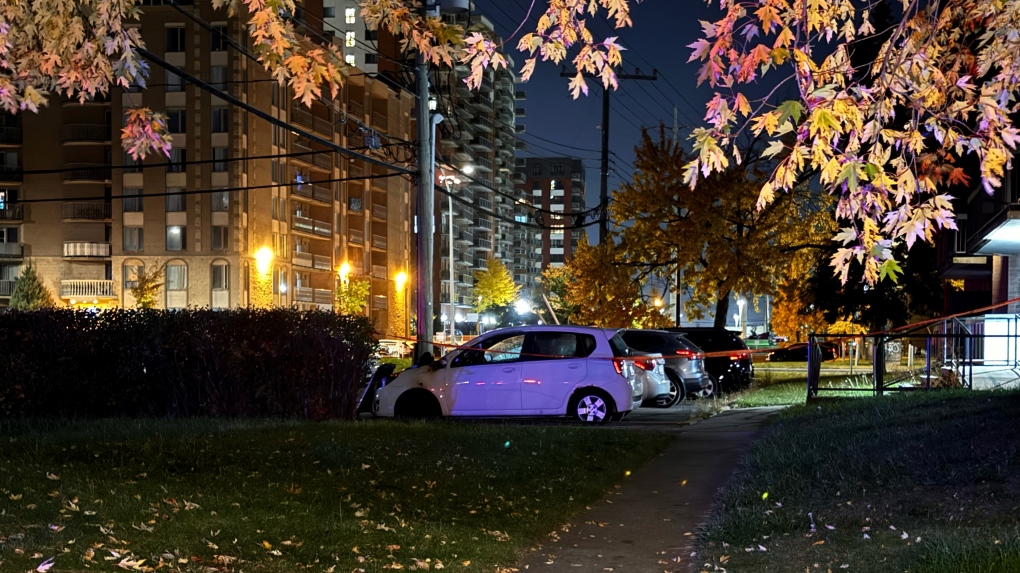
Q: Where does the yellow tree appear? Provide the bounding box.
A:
[559,239,672,329]
[612,129,834,328]
[472,258,519,313]
[770,252,829,343]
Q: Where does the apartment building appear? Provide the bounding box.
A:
[0,2,415,339]
[431,13,528,328]
[516,157,587,275]
[937,168,1020,315]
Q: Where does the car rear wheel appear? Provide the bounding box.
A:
[696,375,717,399]
[655,368,686,408]
[570,390,614,423]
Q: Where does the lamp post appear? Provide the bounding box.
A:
[395,270,408,339]
[439,166,473,344]
[737,298,746,339]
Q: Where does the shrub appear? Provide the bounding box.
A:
[0,308,376,419]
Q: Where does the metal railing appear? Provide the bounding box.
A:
[62,202,111,220]
[0,279,15,296]
[62,124,111,143]
[371,233,387,250]
[0,166,22,182]
[294,286,332,304]
[293,251,332,271]
[371,203,387,220]
[292,183,332,204]
[806,314,1020,398]
[291,109,332,136]
[63,164,111,182]
[0,204,23,220]
[63,242,111,257]
[349,229,364,244]
[0,243,23,258]
[371,264,387,279]
[291,215,332,237]
[0,126,22,144]
[60,279,114,298]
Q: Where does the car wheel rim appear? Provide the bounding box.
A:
[577,395,607,422]
[699,379,715,398]
[657,380,681,407]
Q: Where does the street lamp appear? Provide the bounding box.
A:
[439,165,473,343]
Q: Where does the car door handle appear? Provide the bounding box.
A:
[568,363,581,369]
[502,367,515,373]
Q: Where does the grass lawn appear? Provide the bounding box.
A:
[696,390,1020,572]
[0,419,672,573]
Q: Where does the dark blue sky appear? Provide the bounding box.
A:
[473,0,717,229]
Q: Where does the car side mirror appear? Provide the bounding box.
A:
[429,358,446,371]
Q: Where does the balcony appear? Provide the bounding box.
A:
[0,127,22,145]
[60,279,115,299]
[471,239,493,251]
[291,138,333,170]
[371,203,387,220]
[468,136,493,152]
[292,183,332,205]
[0,203,23,220]
[291,215,332,238]
[0,243,23,258]
[290,108,333,136]
[294,286,333,305]
[472,115,494,133]
[371,111,388,131]
[475,157,493,172]
[63,164,111,183]
[349,228,364,244]
[62,202,111,221]
[0,166,22,182]
[63,241,111,258]
[62,124,111,144]
[371,233,387,250]
[293,250,332,271]
[371,264,387,279]
[0,279,14,296]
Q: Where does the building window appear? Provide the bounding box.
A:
[323,6,335,18]
[165,70,185,92]
[210,66,227,91]
[211,107,229,133]
[166,226,186,251]
[531,163,542,176]
[210,24,228,51]
[365,53,378,65]
[166,108,186,133]
[0,226,19,243]
[123,264,142,291]
[122,188,143,212]
[345,7,356,23]
[211,190,229,212]
[211,226,228,251]
[271,159,279,183]
[123,226,144,251]
[212,147,228,172]
[166,262,187,308]
[345,31,356,47]
[345,53,356,67]
[165,26,186,52]
[211,261,229,308]
[167,148,187,173]
[551,162,564,175]
[122,151,143,173]
[165,188,186,212]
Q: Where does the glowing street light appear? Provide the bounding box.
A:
[338,261,351,284]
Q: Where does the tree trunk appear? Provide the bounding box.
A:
[713,291,731,329]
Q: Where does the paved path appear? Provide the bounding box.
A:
[516,407,783,573]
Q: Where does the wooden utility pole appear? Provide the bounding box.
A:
[561,68,657,243]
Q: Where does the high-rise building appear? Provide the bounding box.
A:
[0,3,415,339]
[322,0,381,74]
[430,12,527,331]
[516,157,587,274]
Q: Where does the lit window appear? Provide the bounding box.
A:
[345,53,356,67]
[345,7,356,24]
[166,226,186,251]
[345,31,356,47]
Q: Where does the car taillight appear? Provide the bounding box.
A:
[634,359,656,371]
[675,349,705,360]
[613,358,625,375]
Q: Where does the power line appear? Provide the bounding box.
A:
[17,149,328,177]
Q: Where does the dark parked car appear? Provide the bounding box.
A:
[666,327,754,395]
[621,329,709,405]
[766,342,838,362]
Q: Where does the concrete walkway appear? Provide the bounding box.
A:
[516,407,783,573]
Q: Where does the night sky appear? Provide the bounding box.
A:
[472,0,718,239]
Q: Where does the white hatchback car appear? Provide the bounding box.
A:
[372,325,645,423]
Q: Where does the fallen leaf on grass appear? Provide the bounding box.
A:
[812,540,825,546]
[46,473,59,481]
[34,557,55,572]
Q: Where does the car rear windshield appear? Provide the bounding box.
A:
[608,331,632,357]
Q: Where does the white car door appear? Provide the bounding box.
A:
[446,331,525,414]
[520,331,591,412]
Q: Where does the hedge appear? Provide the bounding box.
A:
[0,308,377,420]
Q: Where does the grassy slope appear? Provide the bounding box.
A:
[0,419,671,573]
[697,391,1020,572]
